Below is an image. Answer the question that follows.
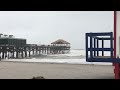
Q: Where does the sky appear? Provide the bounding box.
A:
[0,11,114,49]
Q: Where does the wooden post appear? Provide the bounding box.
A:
[21,48,24,59]
[2,47,5,59]
[5,51,7,59]
[12,47,15,58]
[33,48,34,55]
[25,47,27,57]
[29,47,31,57]
[36,47,38,55]
[39,48,40,55]
[42,48,44,54]
[16,49,18,59]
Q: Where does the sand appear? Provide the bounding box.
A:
[0,62,114,79]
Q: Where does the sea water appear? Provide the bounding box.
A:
[3,49,112,65]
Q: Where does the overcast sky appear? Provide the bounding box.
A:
[0,11,114,49]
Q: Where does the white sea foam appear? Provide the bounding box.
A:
[2,49,112,65]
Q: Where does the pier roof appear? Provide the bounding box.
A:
[51,39,70,44]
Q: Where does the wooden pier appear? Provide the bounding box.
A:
[0,35,70,60]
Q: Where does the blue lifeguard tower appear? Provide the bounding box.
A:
[85,11,120,79]
[85,32,119,62]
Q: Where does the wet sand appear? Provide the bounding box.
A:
[0,62,114,79]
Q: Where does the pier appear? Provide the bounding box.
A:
[0,34,70,60]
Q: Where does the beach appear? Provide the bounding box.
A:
[0,62,114,79]
[0,11,114,79]
[0,49,114,79]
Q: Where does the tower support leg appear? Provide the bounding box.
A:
[114,64,120,79]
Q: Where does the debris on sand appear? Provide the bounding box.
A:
[32,76,45,79]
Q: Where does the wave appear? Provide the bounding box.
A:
[2,49,112,65]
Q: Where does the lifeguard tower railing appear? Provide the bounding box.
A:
[86,32,120,63]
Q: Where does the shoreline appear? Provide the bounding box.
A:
[1,60,112,66]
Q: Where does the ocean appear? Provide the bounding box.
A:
[2,49,112,65]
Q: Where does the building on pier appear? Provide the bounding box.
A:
[51,39,70,54]
[0,34,26,47]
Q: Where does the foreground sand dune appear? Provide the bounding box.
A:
[0,62,114,79]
